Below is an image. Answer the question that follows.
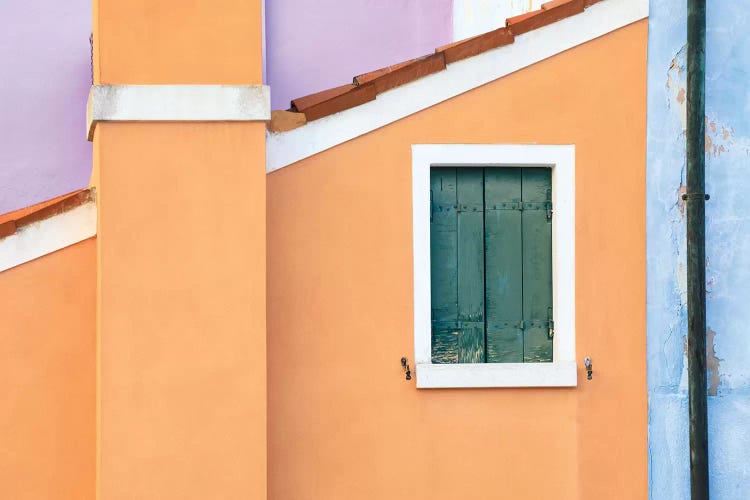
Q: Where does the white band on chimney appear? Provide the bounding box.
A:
[87,84,271,140]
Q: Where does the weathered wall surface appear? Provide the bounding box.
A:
[0,239,96,500]
[0,0,92,214]
[268,20,648,500]
[647,2,750,499]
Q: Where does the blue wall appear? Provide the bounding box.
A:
[647,2,750,498]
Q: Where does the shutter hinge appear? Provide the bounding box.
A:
[546,188,553,221]
[547,308,554,339]
[429,189,433,222]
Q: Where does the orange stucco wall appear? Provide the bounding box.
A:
[267,19,648,500]
[93,0,263,84]
[93,0,267,497]
[0,239,96,500]
[95,122,267,500]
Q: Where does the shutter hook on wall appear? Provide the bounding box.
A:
[400,357,412,381]
[584,357,593,380]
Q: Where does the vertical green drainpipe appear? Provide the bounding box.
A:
[686,0,709,498]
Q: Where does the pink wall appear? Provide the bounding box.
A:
[0,0,92,214]
[265,0,453,110]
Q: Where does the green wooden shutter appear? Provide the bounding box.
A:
[430,167,552,364]
[520,168,553,362]
[456,168,485,363]
[430,168,459,363]
[429,168,486,363]
[485,168,524,362]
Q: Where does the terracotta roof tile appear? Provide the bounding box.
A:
[504,10,540,27]
[354,58,420,86]
[291,83,377,121]
[0,189,94,240]
[291,84,355,113]
[506,0,584,35]
[436,26,514,64]
[542,0,572,9]
[272,0,605,132]
[268,110,307,133]
[354,53,446,93]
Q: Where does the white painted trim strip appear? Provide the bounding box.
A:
[87,84,271,140]
[416,361,578,388]
[412,144,576,388]
[0,201,97,273]
[266,0,647,173]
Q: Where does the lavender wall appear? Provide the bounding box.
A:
[265,0,453,110]
[0,0,92,214]
[0,1,527,212]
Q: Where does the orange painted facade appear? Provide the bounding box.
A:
[1,239,96,500]
[95,123,267,499]
[93,0,263,84]
[92,1,267,499]
[267,20,648,500]
[1,3,647,499]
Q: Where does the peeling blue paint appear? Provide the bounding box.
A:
[648,1,750,498]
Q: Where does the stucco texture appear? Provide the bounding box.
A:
[96,122,268,500]
[647,2,750,499]
[0,0,92,214]
[94,0,263,84]
[92,3,268,498]
[0,239,96,500]
[267,20,648,500]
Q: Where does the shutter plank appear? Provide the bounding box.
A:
[484,168,524,363]
[430,168,459,363]
[522,168,553,362]
[456,168,485,363]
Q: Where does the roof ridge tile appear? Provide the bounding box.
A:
[272,0,604,132]
[436,26,514,64]
[292,83,377,122]
[507,0,584,35]
[353,53,446,92]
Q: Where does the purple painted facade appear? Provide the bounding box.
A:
[0,0,92,214]
[265,0,453,110]
[1,0,453,212]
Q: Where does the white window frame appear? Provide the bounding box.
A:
[412,144,577,388]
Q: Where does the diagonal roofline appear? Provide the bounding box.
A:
[0,189,97,273]
[267,0,648,173]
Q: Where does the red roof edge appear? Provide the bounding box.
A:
[507,0,584,35]
[354,53,447,93]
[0,189,94,239]
[271,0,602,132]
[436,26,515,64]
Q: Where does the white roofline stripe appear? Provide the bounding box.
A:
[0,200,97,273]
[266,0,648,173]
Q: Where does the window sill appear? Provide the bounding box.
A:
[415,361,578,388]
